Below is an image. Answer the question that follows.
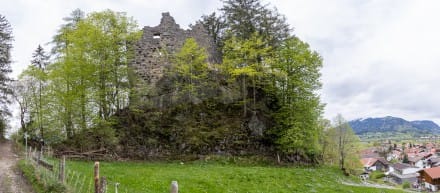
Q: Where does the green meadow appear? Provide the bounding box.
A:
[61,160,405,193]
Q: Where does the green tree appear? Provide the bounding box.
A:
[49,9,86,139]
[319,118,338,164]
[11,79,31,133]
[198,0,291,55]
[332,114,361,172]
[222,33,271,115]
[220,0,290,46]
[402,153,409,163]
[50,9,140,139]
[166,38,223,152]
[52,9,85,55]
[170,38,210,105]
[271,37,323,162]
[19,9,141,145]
[84,10,141,120]
[30,45,49,141]
[196,12,226,57]
[0,14,13,138]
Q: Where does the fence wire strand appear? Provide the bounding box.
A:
[27,149,145,193]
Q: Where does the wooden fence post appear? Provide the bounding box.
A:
[59,155,66,183]
[36,150,41,169]
[100,177,107,193]
[94,162,100,193]
[24,132,28,160]
[28,146,32,160]
[170,181,178,193]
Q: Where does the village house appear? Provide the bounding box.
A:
[418,167,440,191]
[360,148,380,158]
[361,157,389,172]
[388,163,420,184]
[387,150,401,161]
[426,142,436,150]
[408,156,426,168]
[428,157,440,168]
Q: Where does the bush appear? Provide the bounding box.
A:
[402,181,411,189]
[18,160,66,193]
[370,171,385,180]
[62,119,118,153]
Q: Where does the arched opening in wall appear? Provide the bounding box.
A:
[153,33,161,39]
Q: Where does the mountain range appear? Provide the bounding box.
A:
[349,116,440,135]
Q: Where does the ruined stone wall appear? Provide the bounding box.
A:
[131,12,217,89]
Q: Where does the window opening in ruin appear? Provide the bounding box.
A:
[153,33,161,39]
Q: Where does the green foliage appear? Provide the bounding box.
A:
[20,45,50,142]
[0,14,13,106]
[0,14,13,138]
[220,0,290,47]
[321,115,361,172]
[370,171,385,180]
[402,181,410,189]
[402,154,409,163]
[18,9,141,149]
[169,38,211,103]
[222,33,272,115]
[196,12,226,56]
[198,0,291,62]
[270,37,323,161]
[18,160,66,193]
[65,119,118,152]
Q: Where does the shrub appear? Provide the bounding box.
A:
[370,171,385,180]
[402,181,410,189]
[62,119,118,153]
[18,160,66,193]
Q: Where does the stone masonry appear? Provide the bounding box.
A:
[132,12,217,88]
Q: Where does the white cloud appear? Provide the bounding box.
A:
[2,0,440,130]
[270,0,440,123]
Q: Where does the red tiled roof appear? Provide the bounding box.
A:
[392,163,414,170]
[360,148,380,158]
[421,167,440,179]
[376,157,390,165]
[408,156,423,163]
[361,158,377,167]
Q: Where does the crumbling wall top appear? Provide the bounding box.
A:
[159,12,180,29]
[132,12,218,92]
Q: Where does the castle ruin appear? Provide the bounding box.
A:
[132,12,217,87]
[131,12,265,136]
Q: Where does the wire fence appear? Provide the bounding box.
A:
[26,147,179,193]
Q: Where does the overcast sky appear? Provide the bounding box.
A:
[2,0,440,127]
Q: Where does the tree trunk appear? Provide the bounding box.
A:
[242,76,247,116]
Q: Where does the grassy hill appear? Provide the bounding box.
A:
[61,160,405,193]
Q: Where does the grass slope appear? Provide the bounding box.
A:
[65,160,404,193]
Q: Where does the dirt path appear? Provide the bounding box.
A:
[0,140,35,193]
[340,180,417,193]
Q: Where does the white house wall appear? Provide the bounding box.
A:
[402,168,421,175]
